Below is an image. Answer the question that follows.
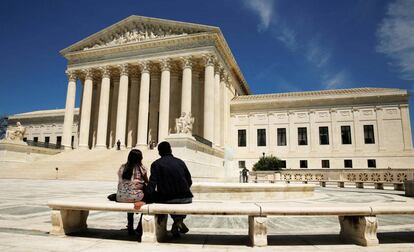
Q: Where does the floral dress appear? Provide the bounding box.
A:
[116,164,147,203]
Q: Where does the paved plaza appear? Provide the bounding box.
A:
[0,179,413,251]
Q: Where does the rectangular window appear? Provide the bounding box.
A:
[321,160,330,168]
[238,160,246,168]
[257,129,266,146]
[280,160,286,168]
[33,137,38,142]
[23,137,27,142]
[298,127,308,145]
[238,129,246,147]
[364,125,375,144]
[344,159,353,168]
[319,126,329,145]
[341,126,352,144]
[277,128,287,146]
[300,160,308,168]
[368,159,376,168]
[45,136,50,143]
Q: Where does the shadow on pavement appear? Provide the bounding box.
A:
[69,229,414,247]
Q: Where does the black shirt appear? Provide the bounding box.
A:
[146,154,193,202]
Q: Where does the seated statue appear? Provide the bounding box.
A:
[4,122,26,144]
[175,112,195,135]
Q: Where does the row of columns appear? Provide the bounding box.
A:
[61,55,232,150]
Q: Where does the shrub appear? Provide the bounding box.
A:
[252,155,283,171]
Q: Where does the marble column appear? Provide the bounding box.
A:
[78,69,94,149]
[400,104,413,151]
[115,64,129,149]
[203,55,215,143]
[158,59,171,142]
[214,65,221,147]
[126,72,140,148]
[109,79,119,148]
[95,66,111,149]
[62,71,77,149]
[181,56,192,115]
[220,71,227,147]
[331,109,340,152]
[137,61,151,147]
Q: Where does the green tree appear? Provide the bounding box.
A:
[252,155,283,171]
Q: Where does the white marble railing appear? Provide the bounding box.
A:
[250,169,414,184]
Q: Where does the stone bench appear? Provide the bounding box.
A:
[48,199,414,247]
[318,180,404,190]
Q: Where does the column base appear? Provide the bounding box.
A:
[78,145,90,150]
[94,145,108,150]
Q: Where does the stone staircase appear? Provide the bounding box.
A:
[0,148,160,181]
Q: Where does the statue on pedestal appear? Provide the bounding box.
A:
[2,122,27,145]
[175,112,194,135]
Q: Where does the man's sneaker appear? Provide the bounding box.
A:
[177,221,189,234]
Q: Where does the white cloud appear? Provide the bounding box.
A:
[377,0,414,80]
[322,70,350,90]
[274,25,297,51]
[243,0,275,31]
[306,38,331,68]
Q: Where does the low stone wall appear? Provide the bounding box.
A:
[191,182,315,201]
[251,168,414,184]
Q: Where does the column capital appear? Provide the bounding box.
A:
[138,61,151,73]
[82,68,93,81]
[214,63,222,75]
[99,66,111,78]
[65,70,77,82]
[202,54,216,67]
[179,56,193,69]
[399,104,409,108]
[160,58,172,71]
[118,64,129,76]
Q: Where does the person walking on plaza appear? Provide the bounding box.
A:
[135,141,193,237]
[116,149,147,237]
[242,167,249,183]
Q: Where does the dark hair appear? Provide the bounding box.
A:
[158,141,172,156]
[122,149,143,180]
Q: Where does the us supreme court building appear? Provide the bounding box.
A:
[8,15,414,171]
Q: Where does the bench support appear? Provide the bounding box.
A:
[374,183,384,190]
[319,181,326,187]
[356,182,364,189]
[394,183,404,191]
[50,209,89,235]
[338,216,378,246]
[337,181,345,188]
[248,216,267,247]
[141,214,168,243]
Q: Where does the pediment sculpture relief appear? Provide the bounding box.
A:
[83,26,189,51]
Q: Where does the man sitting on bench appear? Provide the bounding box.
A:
[135,141,193,237]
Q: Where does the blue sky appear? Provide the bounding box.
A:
[1,0,413,129]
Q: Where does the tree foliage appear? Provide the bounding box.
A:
[252,155,283,171]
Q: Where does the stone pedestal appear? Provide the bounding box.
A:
[248,216,267,247]
[404,180,414,197]
[338,216,379,246]
[50,209,89,235]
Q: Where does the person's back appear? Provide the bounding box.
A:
[144,141,192,237]
[148,154,192,202]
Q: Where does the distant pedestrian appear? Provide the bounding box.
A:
[242,167,249,183]
[117,140,121,150]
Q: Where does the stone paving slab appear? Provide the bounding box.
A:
[0,179,413,251]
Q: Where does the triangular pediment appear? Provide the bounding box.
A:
[61,15,219,55]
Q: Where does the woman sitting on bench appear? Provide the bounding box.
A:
[116,149,148,236]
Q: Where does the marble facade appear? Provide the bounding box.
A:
[6,15,414,171]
